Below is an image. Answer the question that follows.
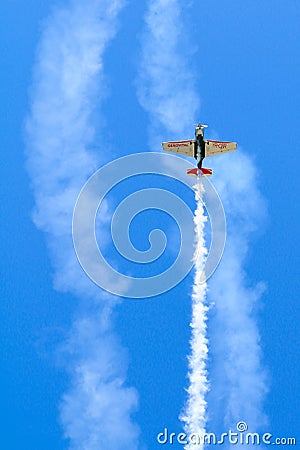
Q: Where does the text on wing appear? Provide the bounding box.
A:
[212,142,228,149]
[168,142,190,147]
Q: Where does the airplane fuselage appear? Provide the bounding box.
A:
[195,126,206,169]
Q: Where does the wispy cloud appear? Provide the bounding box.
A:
[137,0,199,144]
[207,151,268,432]
[60,311,139,450]
[26,0,140,448]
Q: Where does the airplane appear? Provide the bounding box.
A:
[162,123,237,177]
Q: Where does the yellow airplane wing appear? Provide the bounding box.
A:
[162,140,196,157]
[205,140,237,157]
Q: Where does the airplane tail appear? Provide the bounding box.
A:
[187,168,212,177]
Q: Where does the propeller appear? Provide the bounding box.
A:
[194,123,208,129]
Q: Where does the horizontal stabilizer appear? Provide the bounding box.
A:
[187,168,198,177]
[200,167,212,176]
[186,167,213,177]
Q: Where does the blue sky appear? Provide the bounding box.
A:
[1,0,300,449]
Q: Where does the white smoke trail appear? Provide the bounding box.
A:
[180,181,209,450]
[26,0,140,448]
[137,0,209,442]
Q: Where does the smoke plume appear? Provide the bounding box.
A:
[180,182,209,450]
[26,1,140,448]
